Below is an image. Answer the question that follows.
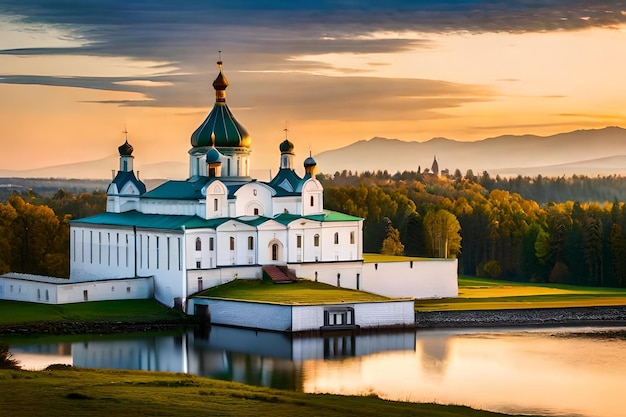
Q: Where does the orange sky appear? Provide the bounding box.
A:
[1,2,626,177]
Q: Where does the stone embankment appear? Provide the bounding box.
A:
[416,306,626,328]
[0,319,194,335]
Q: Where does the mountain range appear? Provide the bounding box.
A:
[314,126,626,177]
[3,126,626,179]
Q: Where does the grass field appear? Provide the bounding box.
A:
[0,299,186,325]
[0,367,543,417]
[416,276,626,311]
[196,278,391,304]
[363,253,430,262]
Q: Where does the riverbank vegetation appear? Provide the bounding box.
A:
[0,299,185,325]
[0,367,544,417]
[416,276,626,311]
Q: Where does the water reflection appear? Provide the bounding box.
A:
[8,326,626,417]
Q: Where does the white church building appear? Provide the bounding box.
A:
[0,60,458,315]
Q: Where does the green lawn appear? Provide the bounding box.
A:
[0,367,544,417]
[0,299,186,325]
[363,253,430,262]
[196,278,392,304]
[416,276,626,311]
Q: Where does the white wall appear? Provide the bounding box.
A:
[187,298,415,332]
[233,183,274,216]
[361,259,459,299]
[188,299,293,331]
[186,266,262,295]
[0,275,153,304]
[70,225,137,281]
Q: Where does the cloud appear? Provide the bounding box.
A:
[0,0,617,122]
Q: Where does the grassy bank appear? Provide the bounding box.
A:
[416,276,626,311]
[196,278,391,304]
[0,367,541,417]
[0,299,187,325]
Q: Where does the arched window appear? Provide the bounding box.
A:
[334,232,339,244]
[230,236,235,251]
[350,231,355,244]
[248,236,254,250]
[253,208,259,215]
[272,243,279,261]
[209,237,214,251]
[214,198,219,211]
[310,196,314,207]
[195,237,201,251]
[314,234,320,247]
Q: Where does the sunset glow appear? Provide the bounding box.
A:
[2,2,626,177]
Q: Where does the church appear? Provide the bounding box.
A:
[68,59,364,308]
[0,60,458,313]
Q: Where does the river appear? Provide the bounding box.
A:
[9,325,626,417]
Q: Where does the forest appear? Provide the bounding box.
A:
[3,170,626,287]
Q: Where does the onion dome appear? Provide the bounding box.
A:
[304,154,317,168]
[206,147,222,164]
[118,140,134,156]
[279,139,294,154]
[190,59,251,149]
[304,151,317,176]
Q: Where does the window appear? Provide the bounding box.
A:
[272,243,279,261]
[253,208,259,215]
[253,189,257,196]
[196,261,201,269]
[198,277,203,291]
[209,237,214,251]
[214,198,219,211]
[167,237,171,270]
[297,235,302,248]
[350,231,355,244]
[313,234,320,247]
[230,236,235,251]
[248,236,254,250]
[156,236,160,268]
[334,232,339,244]
[310,196,314,207]
[195,237,202,251]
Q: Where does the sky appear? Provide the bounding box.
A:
[2,1,626,175]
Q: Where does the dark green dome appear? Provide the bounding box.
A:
[279,139,294,153]
[304,155,317,167]
[118,140,134,156]
[190,61,251,149]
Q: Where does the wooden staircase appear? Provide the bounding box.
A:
[263,265,297,283]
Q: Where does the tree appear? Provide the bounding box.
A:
[0,344,20,370]
[381,223,404,256]
[423,209,461,258]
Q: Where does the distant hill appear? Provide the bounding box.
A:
[0,156,188,180]
[314,126,626,177]
[5,126,626,180]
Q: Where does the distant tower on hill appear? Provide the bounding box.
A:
[431,155,439,176]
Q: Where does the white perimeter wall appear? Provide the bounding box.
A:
[0,276,153,304]
[187,298,414,332]
[186,266,262,295]
[291,259,458,299]
[362,259,459,299]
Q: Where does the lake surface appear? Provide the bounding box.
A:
[9,325,626,417]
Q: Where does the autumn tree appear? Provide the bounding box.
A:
[381,222,404,256]
[423,209,461,258]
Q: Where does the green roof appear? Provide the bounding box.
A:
[143,177,251,200]
[71,209,361,232]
